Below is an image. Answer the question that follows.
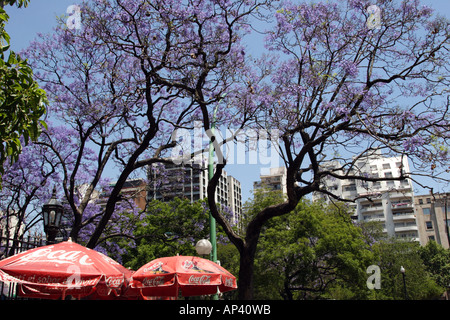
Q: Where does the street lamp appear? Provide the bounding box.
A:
[42,187,63,244]
[400,266,409,300]
[195,239,212,256]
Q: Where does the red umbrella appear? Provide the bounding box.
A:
[130,255,237,299]
[0,239,131,299]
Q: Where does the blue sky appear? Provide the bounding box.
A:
[5,0,450,52]
[3,0,450,202]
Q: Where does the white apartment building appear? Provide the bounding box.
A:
[253,167,287,195]
[313,151,419,241]
[227,176,242,226]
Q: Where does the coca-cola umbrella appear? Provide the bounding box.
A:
[0,238,131,300]
[130,255,237,299]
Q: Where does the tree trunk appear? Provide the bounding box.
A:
[238,245,256,300]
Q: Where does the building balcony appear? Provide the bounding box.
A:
[394,225,418,232]
[393,213,416,221]
[391,202,412,210]
[389,191,413,199]
[361,205,384,212]
[362,213,385,222]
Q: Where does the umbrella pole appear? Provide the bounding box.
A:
[175,275,179,300]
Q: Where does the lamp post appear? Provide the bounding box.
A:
[400,266,409,300]
[208,104,219,266]
[195,239,219,300]
[42,187,63,244]
[208,95,227,300]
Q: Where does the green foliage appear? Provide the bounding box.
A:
[216,242,241,300]
[118,193,447,300]
[243,190,445,300]
[371,239,443,300]
[0,1,47,184]
[121,198,232,271]
[419,240,450,289]
[242,189,285,221]
[1,0,30,8]
[252,196,374,300]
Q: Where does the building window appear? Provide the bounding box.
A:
[372,182,381,189]
[426,198,431,204]
[383,163,391,169]
[428,235,435,241]
[419,199,423,204]
[423,208,430,215]
[385,172,393,178]
[426,221,433,230]
[344,184,356,192]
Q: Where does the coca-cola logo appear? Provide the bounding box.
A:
[15,248,94,266]
[224,277,234,287]
[188,275,211,285]
[142,276,166,287]
[105,276,123,287]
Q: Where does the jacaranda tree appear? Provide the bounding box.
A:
[15,0,450,300]
[23,0,265,247]
[205,0,450,299]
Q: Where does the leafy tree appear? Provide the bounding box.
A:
[0,0,47,185]
[419,240,450,290]
[24,0,264,247]
[207,0,450,299]
[372,239,443,300]
[0,142,57,246]
[245,191,374,299]
[121,198,231,271]
[10,0,450,300]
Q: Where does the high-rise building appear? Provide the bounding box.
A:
[313,150,419,241]
[147,160,242,225]
[148,162,206,203]
[227,176,242,226]
[415,192,450,249]
[253,167,287,195]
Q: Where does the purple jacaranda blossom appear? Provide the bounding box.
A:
[203,0,450,299]
[0,140,60,248]
[5,0,450,300]
[18,0,268,252]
